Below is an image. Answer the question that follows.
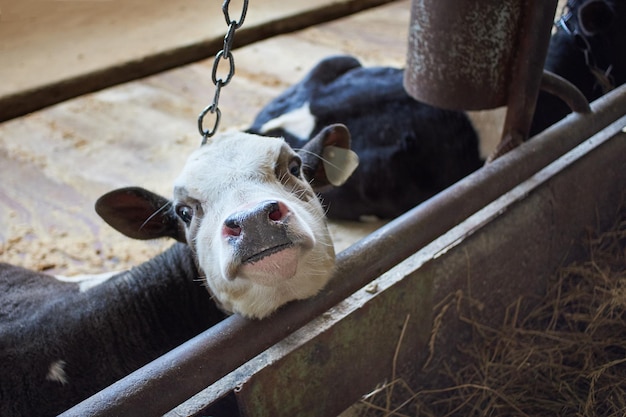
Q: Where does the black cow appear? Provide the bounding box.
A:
[0,244,226,417]
[247,55,483,220]
[531,0,626,135]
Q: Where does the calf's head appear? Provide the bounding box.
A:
[95,124,356,319]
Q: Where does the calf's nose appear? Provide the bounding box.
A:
[223,200,289,238]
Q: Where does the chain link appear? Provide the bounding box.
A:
[198,0,249,144]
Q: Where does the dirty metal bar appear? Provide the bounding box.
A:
[498,0,558,150]
[60,84,626,417]
[540,70,591,114]
[405,0,518,110]
[236,113,626,417]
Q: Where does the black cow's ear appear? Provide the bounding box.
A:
[299,124,359,191]
[578,0,614,36]
[95,187,186,243]
[304,55,362,85]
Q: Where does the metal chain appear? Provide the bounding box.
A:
[198,0,249,145]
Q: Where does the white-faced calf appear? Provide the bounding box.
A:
[0,124,355,417]
[97,124,355,318]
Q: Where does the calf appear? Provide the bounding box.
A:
[97,125,354,318]
[531,0,626,135]
[0,244,225,417]
[0,125,354,416]
[247,55,483,220]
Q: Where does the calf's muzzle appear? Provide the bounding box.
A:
[223,200,294,264]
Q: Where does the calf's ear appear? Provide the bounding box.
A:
[95,187,186,243]
[299,123,359,191]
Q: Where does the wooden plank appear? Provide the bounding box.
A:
[0,0,398,122]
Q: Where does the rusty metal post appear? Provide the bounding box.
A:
[404,0,521,110]
[497,0,559,156]
[404,0,558,158]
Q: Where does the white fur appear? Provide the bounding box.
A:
[46,360,69,385]
[174,132,335,319]
[54,271,121,292]
[259,102,316,140]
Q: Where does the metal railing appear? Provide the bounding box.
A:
[60,84,626,417]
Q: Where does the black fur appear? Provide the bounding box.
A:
[248,55,483,220]
[0,243,225,417]
[531,0,626,135]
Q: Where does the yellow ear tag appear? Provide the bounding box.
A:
[322,146,360,186]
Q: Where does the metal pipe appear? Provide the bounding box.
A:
[404,0,520,110]
[540,70,591,114]
[498,0,558,153]
[60,84,626,417]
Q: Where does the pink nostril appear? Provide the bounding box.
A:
[223,201,289,239]
[223,218,242,237]
[268,201,289,222]
[224,225,241,237]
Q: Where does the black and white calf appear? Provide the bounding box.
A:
[247,55,484,220]
[98,125,354,318]
[531,0,626,135]
[0,125,354,417]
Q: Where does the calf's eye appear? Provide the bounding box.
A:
[288,157,302,177]
[175,204,193,224]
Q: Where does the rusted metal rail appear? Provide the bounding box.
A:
[59,83,626,417]
[231,115,626,417]
[174,85,626,417]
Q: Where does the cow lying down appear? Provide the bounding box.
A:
[531,0,626,135]
[248,55,484,220]
[0,125,355,417]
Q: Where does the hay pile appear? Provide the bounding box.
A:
[357,203,626,417]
